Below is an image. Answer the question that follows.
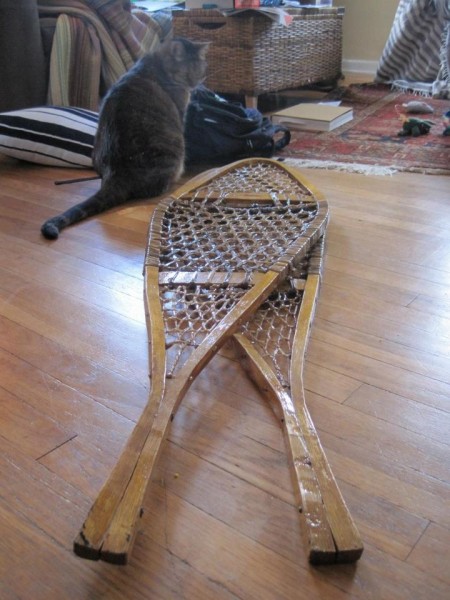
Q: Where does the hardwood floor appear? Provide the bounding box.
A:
[0,147,449,599]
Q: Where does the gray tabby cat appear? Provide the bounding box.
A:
[41,37,209,240]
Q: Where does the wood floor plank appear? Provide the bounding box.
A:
[0,246,145,320]
[0,435,90,545]
[0,346,135,451]
[0,315,146,422]
[334,480,428,561]
[313,435,450,529]
[156,441,428,562]
[319,280,445,335]
[38,435,128,500]
[165,391,435,563]
[0,273,150,381]
[139,484,449,600]
[140,485,352,600]
[345,383,450,443]
[303,362,362,403]
[0,502,170,600]
[307,391,450,487]
[0,218,146,278]
[316,296,450,359]
[325,253,450,300]
[406,523,450,586]
[313,318,450,396]
[323,266,418,307]
[155,441,307,560]
[0,582,21,600]
[182,360,285,450]
[0,436,239,600]
[307,336,450,413]
[409,292,450,320]
[0,233,144,299]
[327,236,450,287]
[0,386,74,459]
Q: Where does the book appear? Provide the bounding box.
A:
[271,103,353,131]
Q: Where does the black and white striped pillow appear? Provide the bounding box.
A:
[0,106,98,168]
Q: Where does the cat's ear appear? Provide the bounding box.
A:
[171,40,188,62]
[194,41,210,60]
[170,38,210,62]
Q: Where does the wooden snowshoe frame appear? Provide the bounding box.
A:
[233,236,363,564]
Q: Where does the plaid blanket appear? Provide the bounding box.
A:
[375,0,450,98]
[38,0,165,109]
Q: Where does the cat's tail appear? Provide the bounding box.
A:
[41,182,128,240]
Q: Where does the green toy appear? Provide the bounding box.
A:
[397,115,434,137]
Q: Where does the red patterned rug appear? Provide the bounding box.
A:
[278,84,450,175]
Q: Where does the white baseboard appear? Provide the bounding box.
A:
[342,59,378,75]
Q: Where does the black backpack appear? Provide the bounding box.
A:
[185,85,291,165]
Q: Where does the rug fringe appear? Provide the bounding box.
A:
[280,158,397,176]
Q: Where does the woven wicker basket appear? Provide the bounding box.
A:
[172,8,344,101]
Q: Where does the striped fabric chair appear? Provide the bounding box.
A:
[38,0,166,110]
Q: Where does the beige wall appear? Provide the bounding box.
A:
[338,0,399,66]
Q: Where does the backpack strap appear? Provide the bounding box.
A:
[261,117,291,153]
[273,124,291,152]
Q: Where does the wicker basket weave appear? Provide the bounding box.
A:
[172,8,344,98]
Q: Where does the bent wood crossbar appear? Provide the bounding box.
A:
[73,158,329,565]
[233,237,363,564]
